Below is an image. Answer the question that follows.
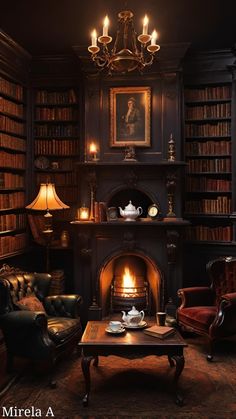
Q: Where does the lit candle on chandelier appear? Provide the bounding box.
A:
[142,15,149,35]
[103,15,109,36]
[151,30,158,45]
[91,29,97,47]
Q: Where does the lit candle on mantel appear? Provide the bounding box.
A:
[103,15,109,36]
[142,15,149,35]
[91,29,97,47]
[89,142,98,160]
[78,206,90,221]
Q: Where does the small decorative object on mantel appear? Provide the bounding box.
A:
[123,145,137,161]
[106,206,118,221]
[119,200,143,221]
[167,133,176,162]
[147,203,161,220]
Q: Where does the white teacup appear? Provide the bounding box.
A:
[109,320,122,332]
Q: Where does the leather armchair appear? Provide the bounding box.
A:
[0,265,83,381]
[177,256,236,360]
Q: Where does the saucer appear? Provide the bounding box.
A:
[122,320,147,329]
[105,327,126,334]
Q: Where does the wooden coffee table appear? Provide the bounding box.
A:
[79,320,187,406]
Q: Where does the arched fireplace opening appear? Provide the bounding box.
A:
[99,252,163,318]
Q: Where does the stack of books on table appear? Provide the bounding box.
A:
[144,325,175,339]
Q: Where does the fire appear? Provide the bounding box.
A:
[121,266,138,295]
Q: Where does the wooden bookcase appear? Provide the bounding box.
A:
[33,87,80,222]
[184,83,232,243]
[0,75,28,258]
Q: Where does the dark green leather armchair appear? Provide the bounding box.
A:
[0,266,82,381]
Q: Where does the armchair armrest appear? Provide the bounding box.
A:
[1,310,47,331]
[0,311,54,359]
[44,294,83,318]
[220,292,236,307]
[178,287,215,308]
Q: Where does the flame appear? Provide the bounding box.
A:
[122,266,137,294]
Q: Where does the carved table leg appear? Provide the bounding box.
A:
[81,355,94,406]
[170,354,185,406]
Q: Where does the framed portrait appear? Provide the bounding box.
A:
[110,86,151,147]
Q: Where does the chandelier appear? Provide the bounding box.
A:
[88,10,160,74]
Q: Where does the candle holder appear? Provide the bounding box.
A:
[78,205,90,221]
[168,133,176,162]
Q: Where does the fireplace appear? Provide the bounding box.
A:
[71,162,188,323]
[100,253,161,317]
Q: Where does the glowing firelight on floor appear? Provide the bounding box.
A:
[121,266,138,296]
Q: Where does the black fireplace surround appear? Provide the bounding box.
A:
[71,162,188,323]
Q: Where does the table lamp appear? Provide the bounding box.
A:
[26,183,70,271]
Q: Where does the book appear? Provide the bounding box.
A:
[144,325,175,339]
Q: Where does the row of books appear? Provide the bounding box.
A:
[185,103,231,119]
[185,85,231,101]
[185,225,232,242]
[0,77,23,102]
[0,192,25,209]
[187,158,231,173]
[34,124,78,137]
[185,121,231,137]
[0,133,26,152]
[186,177,231,192]
[0,151,25,169]
[185,196,231,214]
[35,89,77,105]
[0,97,24,118]
[185,140,231,156]
[0,213,26,232]
[0,173,24,188]
[0,115,25,136]
[35,139,79,155]
[36,172,77,185]
[0,233,27,257]
[35,107,77,121]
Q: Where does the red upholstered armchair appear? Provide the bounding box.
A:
[177,256,236,360]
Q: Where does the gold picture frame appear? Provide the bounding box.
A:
[110,86,151,147]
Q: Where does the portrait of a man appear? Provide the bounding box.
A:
[110,87,151,147]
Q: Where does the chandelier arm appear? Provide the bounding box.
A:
[92,54,109,68]
[141,54,155,68]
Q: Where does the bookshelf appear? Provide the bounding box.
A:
[0,76,27,258]
[184,83,233,243]
[33,88,79,222]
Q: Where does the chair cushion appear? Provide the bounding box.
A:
[47,317,81,344]
[178,306,217,332]
[15,295,46,313]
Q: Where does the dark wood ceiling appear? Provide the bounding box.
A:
[1,0,236,56]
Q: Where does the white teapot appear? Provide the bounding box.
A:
[119,201,143,222]
[122,306,145,326]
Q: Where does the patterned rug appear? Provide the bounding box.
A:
[1,334,236,419]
